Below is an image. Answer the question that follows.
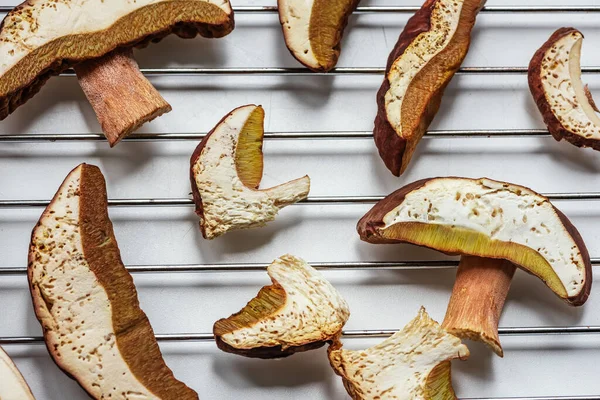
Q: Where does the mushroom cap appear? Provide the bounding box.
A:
[528,27,600,150]
[0,346,35,400]
[28,163,197,400]
[357,177,592,306]
[0,0,233,118]
[214,254,350,358]
[373,0,485,176]
[278,0,360,72]
[328,307,468,400]
[190,104,310,239]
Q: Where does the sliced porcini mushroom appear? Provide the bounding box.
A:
[28,164,198,400]
[190,105,310,239]
[374,0,486,176]
[357,177,592,356]
[528,27,600,150]
[0,0,234,146]
[328,307,469,399]
[278,0,360,71]
[214,254,349,358]
[0,346,36,399]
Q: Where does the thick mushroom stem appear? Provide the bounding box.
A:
[74,48,171,147]
[442,256,516,357]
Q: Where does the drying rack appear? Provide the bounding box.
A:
[1,3,600,400]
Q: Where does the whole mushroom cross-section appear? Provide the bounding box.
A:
[28,164,198,400]
[328,307,469,400]
[0,346,36,400]
[278,0,360,71]
[529,28,600,150]
[358,177,592,356]
[374,0,485,176]
[190,105,311,239]
[0,0,234,146]
[214,254,350,358]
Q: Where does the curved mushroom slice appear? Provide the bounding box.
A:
[190,105,310,239]
[328,307,469,400]
[528,28,600,150]
[0,0,234,146]
[278,0,360,71]
[214,254,349,358]
[0,346,36,399]
[358,177,592,355]
[374,0,485,176]
[28,164,198,400]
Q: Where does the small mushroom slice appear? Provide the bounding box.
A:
[374,0,486,176]
[190,105,310,239]
[278,0,360,71]
[0,346,36,399]
[358,177,592,356]
[214,254,349,358]
[0,0,234,146]
[28,164,198,400]
[528,28,600,150]
[328,307,469,400]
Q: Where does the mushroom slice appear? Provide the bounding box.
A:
[0,346,35,399]
[278,0,360,71]
[374,0,485,176]
[0,0,234,146]
[190,105,310,239]
[28,164,198,400]
[214,254,349,358]
[528,28,600,150]
[328,307,469,400]
[357,177,592,355]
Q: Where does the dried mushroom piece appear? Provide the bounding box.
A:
[0,346,36,399]
[28,164,198,400]
[329,307,469,400]
[190,105,310,239]
[214,254,349,358]
[278,0,360,71]
[374,0,485,176]
[358,177,591,356]
[528,28,600,150]
[0,0,234,146]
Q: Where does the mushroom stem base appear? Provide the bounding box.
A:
[74,49,171,147]
[442,256,516,357]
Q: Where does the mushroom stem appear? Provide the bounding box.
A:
[442,256,516,357]
[74,48,171,147]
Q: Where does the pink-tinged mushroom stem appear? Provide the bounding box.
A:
[442,256,516,357]
[74,48,171,147]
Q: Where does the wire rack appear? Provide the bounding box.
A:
[1,3,600,400]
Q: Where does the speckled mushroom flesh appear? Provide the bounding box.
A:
[0,346,36,400]
[528,28,600,150]
[214,255,350,359]
[28,164,198,400]
[374,0,486,176]
[278,0,360,72]
[0,0,234,144]
[190,105,311,239]
[328,307,469,400]
[357,177,592,357]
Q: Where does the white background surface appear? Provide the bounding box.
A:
[1,0,600,398]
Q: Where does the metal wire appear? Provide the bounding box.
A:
[0,129,554,143]
[1,192,599,209]
[1,5,600,13]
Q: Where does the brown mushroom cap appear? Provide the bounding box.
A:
[0,0,234,119]
[374,0,485,176]
[357,177,592,306]
[278,0,360,72]
[28,163,197,399]
[528,27,600,150]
